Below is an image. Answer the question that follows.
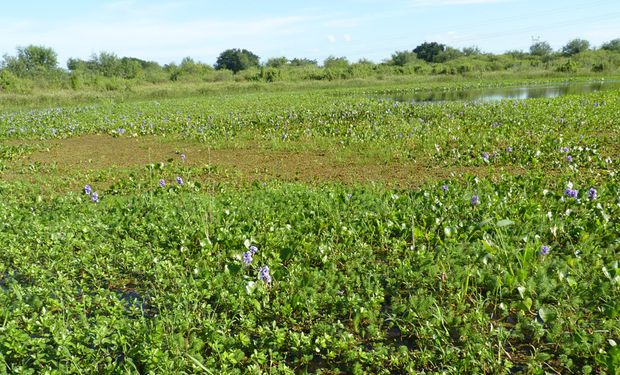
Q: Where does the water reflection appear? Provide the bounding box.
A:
[389,81,620,103]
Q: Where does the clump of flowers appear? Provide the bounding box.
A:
[176,176,184,186]
[470,195,480,206]
[587,187,597,200]
[84,184,92,195]
[242,251,253,266]
[242,245,259,266]
[564,182,578,198]
[159,179,166,187]
[91,192,99,203]
[566,155,573,163]
[259,266,272,283]
[539,245,550,255]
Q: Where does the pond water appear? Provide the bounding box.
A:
[389,80,620,103]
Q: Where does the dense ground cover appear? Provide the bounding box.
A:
[0,81,619,373]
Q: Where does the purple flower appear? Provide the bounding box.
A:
[442,184,449,192]
[482,152,489,161]
[259,266,272,283]
[564,188,578,198]
[249,245,258,255]
[84,184,92,195]
[506,146,513,153]
[176,176,184,186]
[180,154,186,162]
[562,147,570,153]
[587,187,597,200]
[159,179,166,187]
[91,192,99,203]
[242,251,253,266]
[470,195,480,206]
[539,245,549,255]
[566,155,573,163]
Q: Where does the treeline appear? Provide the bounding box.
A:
[1,38,620,93]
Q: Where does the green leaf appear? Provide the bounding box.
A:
[279,247,293,261]
[496,219,515,227]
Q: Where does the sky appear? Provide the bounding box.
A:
[1,0,619,67]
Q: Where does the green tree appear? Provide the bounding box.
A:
[265,57,288,68]
[2,45,58,76]
[562,38,590,56]
[601,38,620,52]
[529,41,552,56]
[434,47,463,62]
[215,49,260,73]
[413,42,446,63]
[390,50,418,66]
[462,46,481,56]
[323,56,349,69]
[289,58,317,67]
[67,58,88,71]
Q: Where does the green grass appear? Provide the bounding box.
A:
[0,78,619,373]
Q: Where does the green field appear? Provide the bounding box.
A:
[1,79,619,373]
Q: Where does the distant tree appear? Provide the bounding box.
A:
[529,41,552,56]
[601,38,620,52]
[323,56,349,69]
[462,46,481,56]
[91,52,121,77]
[434,47,464,62]
[215,49,260,73]
[67,57,89,71]
[179,57,211,74]
[390,50,417,66]
[289,58,317,67]
[413,42,446,63]
[355,58,374,65]
[265,57,288,68]
[2,45,58,76]
[562,38,590,56]
[505,50,528,59]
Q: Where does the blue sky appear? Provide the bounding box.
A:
[2,0,619,66]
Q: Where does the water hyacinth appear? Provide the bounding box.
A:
[564,185,578,198]
[442,184,449,192]
[482,152,489,161]
[587,187,597,200]
[159,179,166,187]
[540,245,550,255]
[84,184,92,195]
[566,155,573,163]
[506,146,513,153]
[562,147,570,153]
[91,192,99,203]
[242,251,253,266]
[470,195,480,206]
[249,245,258,255]
[259,266,272,283]
[176,176,184,186]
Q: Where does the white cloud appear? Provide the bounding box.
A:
[327,35,337,43]
[343,34,352,42]
[0,12,316,64]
